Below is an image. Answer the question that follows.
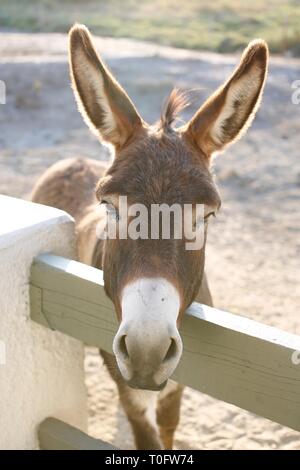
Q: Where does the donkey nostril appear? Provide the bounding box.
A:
[118,335,128,358]
[163,338,177,362]
[119,335,129,359]
[118,335,129,359]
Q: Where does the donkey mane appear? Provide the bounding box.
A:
[159,88,190,130]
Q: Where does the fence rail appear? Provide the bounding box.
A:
[30,253,300,433]
[39,418,117,450]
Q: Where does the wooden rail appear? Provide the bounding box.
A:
[30,254,300,433]
[39,418,118,450]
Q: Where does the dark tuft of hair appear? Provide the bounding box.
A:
[159,88,190,130]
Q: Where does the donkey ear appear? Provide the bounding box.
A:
[69,24,143,148]
[183,40,268,157]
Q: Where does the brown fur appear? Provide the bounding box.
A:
[31,24,268,449]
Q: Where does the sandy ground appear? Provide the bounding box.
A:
[1,32,300,450]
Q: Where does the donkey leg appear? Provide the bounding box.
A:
[100,350,162,450]
[118,384,162,450]
[156,381,184,450]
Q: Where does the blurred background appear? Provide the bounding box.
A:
[1,0,300,54]
[0,0,300,450]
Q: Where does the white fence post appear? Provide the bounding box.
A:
[0,195,87,450]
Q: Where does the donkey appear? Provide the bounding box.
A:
[31,24,268,449]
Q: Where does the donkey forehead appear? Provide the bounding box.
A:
[97,131,221,206]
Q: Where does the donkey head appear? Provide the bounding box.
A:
[69,24,268,390]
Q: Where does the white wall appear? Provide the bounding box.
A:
[0,195,87,449]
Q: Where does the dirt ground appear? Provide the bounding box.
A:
[1,32,300,450]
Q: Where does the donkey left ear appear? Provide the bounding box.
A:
[183,40,269,158]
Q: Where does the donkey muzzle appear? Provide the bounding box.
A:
[113,277,182,390]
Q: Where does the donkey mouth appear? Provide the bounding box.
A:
[126,377,168,392]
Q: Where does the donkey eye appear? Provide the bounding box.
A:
[100,200,113,210]
[101,201,119,220]
[204,211,216,221]
[191,210,216,230]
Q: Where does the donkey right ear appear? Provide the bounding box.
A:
[69,24,143,149]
